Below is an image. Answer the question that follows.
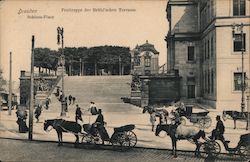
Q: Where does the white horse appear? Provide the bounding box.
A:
[155,121,206,157]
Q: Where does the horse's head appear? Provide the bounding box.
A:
[222,111,230,121]
[155,124,170,136]
[44,120,51,131]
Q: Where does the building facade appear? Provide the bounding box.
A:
[130,40,159,75]
[166,0,250,111]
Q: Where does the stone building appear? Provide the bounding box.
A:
[166,0,250,111]
[130,40,159,75]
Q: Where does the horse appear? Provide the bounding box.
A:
[142,104,177,117]
[155,123,206,157]
[44,119,82,146]
[222,111,250,130]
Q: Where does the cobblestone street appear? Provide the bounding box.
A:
[0,138,245,162]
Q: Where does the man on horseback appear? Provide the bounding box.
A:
[209,115,225,141]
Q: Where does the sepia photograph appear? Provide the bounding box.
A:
[0,0,249,161]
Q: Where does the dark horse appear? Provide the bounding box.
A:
[44,119,82,146]
[155,124,205,157]
[222,111,249,130]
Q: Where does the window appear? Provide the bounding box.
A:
[234,72,246,91]
[233,0,246,16]
[134,56,140,66]
[233,33,246,52]
[144,57,151,67]
[188,46,195,61]
[187,77,195,84]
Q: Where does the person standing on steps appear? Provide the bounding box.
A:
[35,104,42,123]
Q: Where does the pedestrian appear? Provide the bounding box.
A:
[56,87,60,97]
[16,108,28,133]
[69,95,72,105]
[209,115,225,141]
[89,101,98,115]
[45,98,49,110]
[35,104,42,123]
[75,104,83,123]
[65,100,68,112]
[95,109,104,126]
[149,110,156,132]
[59,94,63,102]
[65,96,67,103]
[72,96,76,104]
[160,110,168,125]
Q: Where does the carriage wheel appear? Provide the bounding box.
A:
[198,116,212,129]
[81,133,103,145]
[208,141,221,157]
[199,141,221,158]
[81,134,93,144]
[238,144,250,160]
[199,143,209,158]
[111,132,130,151]
[126,131,137,148]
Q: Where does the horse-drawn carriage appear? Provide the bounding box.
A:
[44,119,137,151]
[199,133,250,160]
[177,105,212,129]
[143,103,212,129]
[82,123,137,151]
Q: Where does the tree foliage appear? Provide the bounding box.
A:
[34,46,131,75]
[0,69,6,91]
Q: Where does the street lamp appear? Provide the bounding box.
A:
[57,27,66,117]
[232,23,245,112]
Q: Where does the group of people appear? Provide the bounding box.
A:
[75,102,108,140]
[75,102,103,124]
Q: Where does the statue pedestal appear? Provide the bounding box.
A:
[35,91,48,105]
[130,90,141,106]
[57,66,67,76]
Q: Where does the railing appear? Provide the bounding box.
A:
[21,71,56,78]
[158,63,167,74]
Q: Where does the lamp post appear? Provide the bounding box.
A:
[232,23,245,112]
[57,27,66,117]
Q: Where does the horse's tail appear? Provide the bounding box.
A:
[193,130,206,141]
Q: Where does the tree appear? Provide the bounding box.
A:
[0,69,6,91]
[34,48,58,74]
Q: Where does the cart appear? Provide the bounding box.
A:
[81,124,137,151]
[177,105,212,129]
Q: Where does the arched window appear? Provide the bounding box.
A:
[144,52,151,67]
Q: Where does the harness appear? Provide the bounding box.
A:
[51,119,84,136]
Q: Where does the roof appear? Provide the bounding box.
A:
[134,40,159,54]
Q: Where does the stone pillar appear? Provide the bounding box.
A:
[141,79,150,107]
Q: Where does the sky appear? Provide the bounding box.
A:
[0,0,168,81]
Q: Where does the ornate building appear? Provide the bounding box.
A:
[130,40,159,75]
[166,0,250,111]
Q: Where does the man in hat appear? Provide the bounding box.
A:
[209,115,225,141]
[75,104,83,123]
